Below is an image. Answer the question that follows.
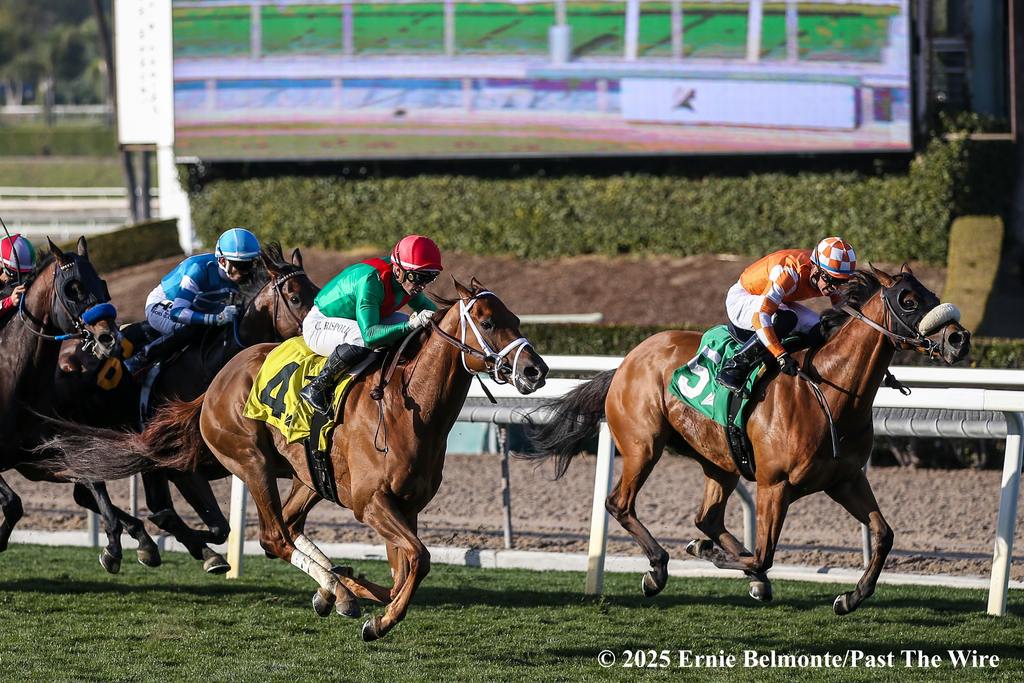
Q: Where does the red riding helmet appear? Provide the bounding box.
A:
[392,235,443,272]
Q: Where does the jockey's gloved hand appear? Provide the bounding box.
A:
[777,353,798,376]
[215,305,240,325]
[408,309,435,330]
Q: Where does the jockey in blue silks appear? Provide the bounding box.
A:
[123,227,261,374]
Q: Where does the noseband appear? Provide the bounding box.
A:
[429,292,532,386]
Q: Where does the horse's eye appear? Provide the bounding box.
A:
[898,291,918,311]
[289,296,300,305]
[480,319,494,331]
[64,281,85,302]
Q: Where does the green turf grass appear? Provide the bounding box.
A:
[0,544,1021,681]
[0,157,158,188]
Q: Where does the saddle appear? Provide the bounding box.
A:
[243,337,383,503]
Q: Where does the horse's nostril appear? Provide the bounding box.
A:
[98,334,114,346]
[948,332,964,347]
[523,365,540,379]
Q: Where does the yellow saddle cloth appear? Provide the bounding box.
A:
[243,337,355,451]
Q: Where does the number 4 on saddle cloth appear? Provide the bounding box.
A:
[669,324,804,481]
[243,336,376,503]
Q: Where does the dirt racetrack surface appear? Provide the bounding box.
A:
[14,249,1006,581]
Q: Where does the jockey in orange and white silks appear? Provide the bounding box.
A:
[715,236,857,394]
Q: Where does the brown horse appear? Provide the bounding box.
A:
[38,279,548,640]
[0,238,158,572]
[51,243,318,572]
[525,266,969,614]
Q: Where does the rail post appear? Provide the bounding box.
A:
[988,411,1023,615]
[585,421,616,595]
[226,476,248,579]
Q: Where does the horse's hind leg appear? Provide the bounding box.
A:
[604,424,671,598]
[168,471,231,574]
[73,483,161,568]
[74,483,123,574]
[142,471,213,565]
[0,474,23,552]
[686,465,772,601]
[826,472,893,616]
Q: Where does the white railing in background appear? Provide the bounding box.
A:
[222,357,1024,616]
[0,187,159,199]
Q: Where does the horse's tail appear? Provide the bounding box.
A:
[34,395,207,481]
[518,369,616,479]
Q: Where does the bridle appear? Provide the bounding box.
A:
[429,291,532,386]
[237,268,307,345]
[18,258,111,348]
[839,274,958,360]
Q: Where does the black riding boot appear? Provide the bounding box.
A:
[715,335,770,395]
[299,344,371,415]
[123,328,200,374]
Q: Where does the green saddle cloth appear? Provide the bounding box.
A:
[668,325,760,429]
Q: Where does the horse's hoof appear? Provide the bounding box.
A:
[336,594,361,619]
[100,550,121,574]
[361,616,383,642]
[203,553,231,575]
[313,588,336,618]
[641,571,664,598]
[749,580,773,602]
[685,539,710,559]
[137,547,162,568]
[833,593,853,616]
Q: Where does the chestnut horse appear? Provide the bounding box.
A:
[52,243,317,572]
[0,238,159,572]
[525,266,969,614]
[39,279,548,640]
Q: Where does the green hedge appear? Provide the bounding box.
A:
[60,219,183,273]
[0,125,116,156]
[520,323,1024,370]
[188,133,1012,266]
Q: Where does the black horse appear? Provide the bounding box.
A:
[52,243,318,572]
[0,237,160,572]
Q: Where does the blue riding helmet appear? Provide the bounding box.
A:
[215,227,261,262]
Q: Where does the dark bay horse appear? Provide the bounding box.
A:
[0,238,159,572]
[40,279,548,640]
[525,266,969,614]
[53,243,317,572]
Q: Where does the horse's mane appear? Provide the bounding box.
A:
[819,270,882,338]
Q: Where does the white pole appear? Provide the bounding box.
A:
[734,482,756,551]
[624,0,640,61]
[671,0,684,60]
[129,474,139,519]
[225,476,248,579]
[444,0,455,56]
[987,412,1023,616]
[499,426,514,549]
[87,510,99,548]
[342,0,354,56]
[249,2,261,59]
[785,0,798,62]
[585,421,616,595]
[746,0,764,63]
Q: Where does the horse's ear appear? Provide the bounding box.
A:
[452,276,473,299]
[291,248,303,269]
[900,262,913,275]
[869,262,896,287]
[48,238,69,264]
[469,276,485,293]
[76,236,89,259]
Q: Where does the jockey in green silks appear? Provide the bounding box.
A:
[299,234,442,414]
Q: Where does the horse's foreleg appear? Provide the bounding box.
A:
[604,430,670,598]
[142,471,210,563]
[73,483,161,568]
[826,472,893,616]
[360,493,429,642]
[0,474,23,552]
[739,480,792,603]
[75,482,124,574]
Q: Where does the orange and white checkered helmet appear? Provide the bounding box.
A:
[810,236,857,279]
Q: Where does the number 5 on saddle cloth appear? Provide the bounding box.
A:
[243,336,376,503]
[669,324,806,481]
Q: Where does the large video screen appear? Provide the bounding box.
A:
[171,1,912,160]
